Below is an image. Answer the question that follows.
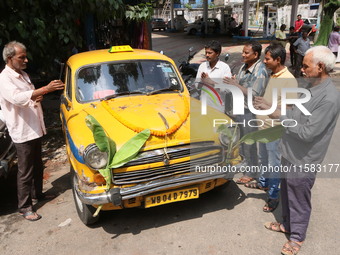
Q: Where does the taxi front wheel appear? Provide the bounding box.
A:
[71,167,99,225]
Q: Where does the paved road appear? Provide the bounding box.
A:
[0,31,339,255]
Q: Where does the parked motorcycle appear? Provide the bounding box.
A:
[178,47,200,98]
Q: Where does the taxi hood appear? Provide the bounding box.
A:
[82,93,191,148]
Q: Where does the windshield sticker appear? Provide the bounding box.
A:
[161,67,173,72]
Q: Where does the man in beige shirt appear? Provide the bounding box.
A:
[275,24,287,48]
[0,41,64,221]
[246,43,298,213]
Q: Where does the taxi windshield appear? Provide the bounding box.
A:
[76,60,182,102]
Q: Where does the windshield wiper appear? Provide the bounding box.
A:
[101,91,144,101]
[147,87,180,96]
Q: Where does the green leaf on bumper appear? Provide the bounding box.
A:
[85,115,150,190]
[85,115,116,163]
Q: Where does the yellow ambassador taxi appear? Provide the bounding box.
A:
[60,45,242,225]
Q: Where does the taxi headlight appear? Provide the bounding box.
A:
[83,144,108,169]
[218,126,240,148]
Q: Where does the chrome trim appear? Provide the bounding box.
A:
[74,162,243,205]
[113,142,225,185]
[73,174,114,205]
[120,172,227,200]
[124,142,217,167]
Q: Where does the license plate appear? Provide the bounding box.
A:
[145,187,199,208]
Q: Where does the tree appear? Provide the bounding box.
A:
[314,0,340,46]
[0,0,125,78]
[0,0,152,79]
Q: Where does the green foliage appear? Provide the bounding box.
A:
[208,3,215,9]
[85,115,116,163]
[109,129,151,168]
[0,0,123,77]
[184,3,192,9]
[217,124,284,162]
[314,0,340,46]
[86,115,150,190]
[125,3,153,21]
[238,125,284,145]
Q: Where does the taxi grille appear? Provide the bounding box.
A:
[112,142,224,185]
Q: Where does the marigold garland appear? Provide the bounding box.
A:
[101,94,190,136]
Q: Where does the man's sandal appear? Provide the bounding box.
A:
[21,211,42,221]
[244,182,269,191]
[235,176,254,185]
[281,240,302,255]
[263,198,279,212]
[264,222,290,234]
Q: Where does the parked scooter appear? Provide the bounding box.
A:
[178,47,200,98]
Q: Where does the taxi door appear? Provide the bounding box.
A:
[60,65,75,159]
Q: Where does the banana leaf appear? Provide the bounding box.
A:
[85,115,150,189]
[85,115,116,163]
[216,124,233,138]
[238,125,284,146]
[217,124,285,163]
[109,129,151,168]
[85,115,117,188]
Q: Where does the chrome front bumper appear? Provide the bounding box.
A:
[74,163,242,206]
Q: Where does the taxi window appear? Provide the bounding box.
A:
[65,66,72,101]
[76,60,182,102]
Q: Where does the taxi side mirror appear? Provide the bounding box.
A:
[60,94,71,111]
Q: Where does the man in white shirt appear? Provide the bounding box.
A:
[196,40,231,113]
[0,41,64,221]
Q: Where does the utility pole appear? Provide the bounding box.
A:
[290,0,298,27]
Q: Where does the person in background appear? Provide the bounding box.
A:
[293,31,310,77]
[307,23,317,37]
[287,26,299,68]
[196,40,232,113]
[256,46,340,255]
[0,41,65,221]
[275,24,287,48]
[294,14,304,36]
[247,43,298,213]
[328,26,340,57]
[229,17,238,35]
[223,41,269,185]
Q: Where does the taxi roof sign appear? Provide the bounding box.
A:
[109,45,133,53]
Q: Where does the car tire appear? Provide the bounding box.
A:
[71,167,99,225]
[189,28,197,35]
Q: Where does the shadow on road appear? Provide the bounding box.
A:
[33,171,72,212]
[0,166,18,216]
[90,181,246,238]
